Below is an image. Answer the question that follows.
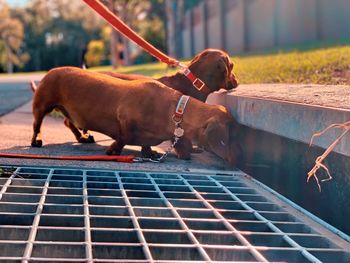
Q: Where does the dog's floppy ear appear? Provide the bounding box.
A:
[220,56,239,90]
[199,117,242,166]
[198,117,228,153]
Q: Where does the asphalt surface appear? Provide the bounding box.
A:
[0,81,32,117]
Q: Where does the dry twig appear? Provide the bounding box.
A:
[307,121,350,191]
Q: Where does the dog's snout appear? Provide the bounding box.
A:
[226,74,239,90]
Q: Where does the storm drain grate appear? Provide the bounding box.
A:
[0,165,349,262]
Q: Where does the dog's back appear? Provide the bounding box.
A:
[32,67,178,139]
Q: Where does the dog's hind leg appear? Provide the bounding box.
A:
[106,140,125,155]
[31,107,50,147]
[63,119,95,143]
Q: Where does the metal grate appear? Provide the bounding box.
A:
[0,165,349,262]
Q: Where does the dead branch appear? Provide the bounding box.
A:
[307,121,350,191]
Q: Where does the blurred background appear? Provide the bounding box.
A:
[1,0,350,78]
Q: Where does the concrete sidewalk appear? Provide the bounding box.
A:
[0,73,44,83]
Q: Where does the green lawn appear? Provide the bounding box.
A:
[3,43,350,85]
[91,44,350,85]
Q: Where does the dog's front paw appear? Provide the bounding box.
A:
[141,147,161,159]
[86,135,95,143]
[31,139,43,147]
[78,135,95,143]
[176,152,191,160]
[191,145,204,154]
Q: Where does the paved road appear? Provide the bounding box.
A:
[0,73,43,116]
[0,81,33,117]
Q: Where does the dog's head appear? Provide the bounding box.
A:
[198,109,242,166]
[189,49,239,92]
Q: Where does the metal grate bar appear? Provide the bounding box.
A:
[177,174,269,262]
[208,176,323,263]
[23,169,53,262]
[116,172,154,262]
[82,171,93,262]
[0,165,349,262]
[0,167,20,199]
[145,172,211,261]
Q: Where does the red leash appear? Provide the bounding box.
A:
[0,153,134,163]
[83,0,182,67]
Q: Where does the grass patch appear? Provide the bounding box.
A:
[235,45,350,84]
[91,44,350,85]
[90,61,178,79]
[2,42,350,85]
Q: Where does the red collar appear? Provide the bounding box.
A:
[182,68,210,92]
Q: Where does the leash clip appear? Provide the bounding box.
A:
[133,157,163,163]
[172,114,182,125]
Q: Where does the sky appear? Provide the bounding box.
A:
[7,0,28,6]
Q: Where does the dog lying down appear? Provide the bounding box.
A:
[31,67,241,165]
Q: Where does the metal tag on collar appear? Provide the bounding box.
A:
[173,95,189,125]
[175,95,190,117]
[174,127,184,137]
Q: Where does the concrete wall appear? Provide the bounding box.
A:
[180,0,350,56]
[275,0,318,46]
[318,0,350,40]
[224,0,245,53]
[182,11,192,58]
[244,0,276,50]
[206,0,223,49]
[192,2,206,54]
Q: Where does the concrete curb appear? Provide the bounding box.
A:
[207,85,350,157]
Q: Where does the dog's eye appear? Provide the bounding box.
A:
[220,140,226,146]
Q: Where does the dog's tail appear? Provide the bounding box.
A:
[30,80,37,93]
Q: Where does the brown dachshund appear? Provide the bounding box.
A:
[32,48,239,157]
[103,48,239,102]
[31,67,241,165]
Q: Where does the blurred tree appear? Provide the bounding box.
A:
[165,0,175,58]
[175,0,184,58]
[135,14,166,64]
[14,0,103,71]
[106,0,152,67]
[0,1,29,73]
[133,0,167,64]
[13,0,51,71]
[100,25,113,65]
[165,0,184,58]
[85,40,105,67]
[2,0,169,71]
